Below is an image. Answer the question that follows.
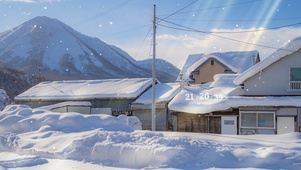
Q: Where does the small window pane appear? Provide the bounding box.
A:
[258,113,274,127]
[241,113,256,127]
[290,67,301,81]
[224,120,234,125]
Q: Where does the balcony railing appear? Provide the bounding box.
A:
[287,81,301,91]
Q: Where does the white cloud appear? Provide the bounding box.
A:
[0,0,35,2]
[20,12,32,15]
[0,0,61,3]
[124,27,301,69]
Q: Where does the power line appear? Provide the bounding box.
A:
[157,19,300,52]
[159,19,301,34]
[159,0,261,17]
[99,24,151,38]
[133,26,152,58]
[71,0,133,28]
[158,0,200,21]
[167,16,301,22]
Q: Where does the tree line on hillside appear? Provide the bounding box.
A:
[0,68,45,100]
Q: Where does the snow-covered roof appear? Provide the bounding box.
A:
[234,37,301,85]
[177,51,259,82]
[176,54,205,82]
[15,78,153,101]
[169,84,301,114]
[209,74,239,88]
[132,83,180,105]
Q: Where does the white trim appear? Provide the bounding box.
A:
[288,66,301,91]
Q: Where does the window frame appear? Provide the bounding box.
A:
[290,66,301,82]
[240,111,276,129]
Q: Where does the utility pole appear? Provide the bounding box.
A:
[151,4,156,131]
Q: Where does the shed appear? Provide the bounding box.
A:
[15,78,153,115]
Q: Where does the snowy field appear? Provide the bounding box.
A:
[0,105,301,170]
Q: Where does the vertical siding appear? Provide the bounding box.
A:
[132,108,167,131]
[177,113,208,132]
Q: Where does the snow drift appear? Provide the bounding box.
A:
[0,105,301,169]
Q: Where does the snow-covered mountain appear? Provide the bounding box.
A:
[0,16,179,82]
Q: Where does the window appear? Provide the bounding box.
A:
[241,112,256,127]
[224,120,234,125]
[211,60,214,65]
[258,113,274,127]
[289,67,301,90]
[290,67,301,81]
[240,111,275,129]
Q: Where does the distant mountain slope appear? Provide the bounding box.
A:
[0,68,44,99]
[0,16,179,83]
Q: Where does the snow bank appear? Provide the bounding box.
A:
[0,105,133,134]
[1,105,301,169]
[0,133,19,152]
[0,106,182,168]
[117,115,142,130]
[0,154,47,169]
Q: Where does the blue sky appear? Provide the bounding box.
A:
[1,0,301,68]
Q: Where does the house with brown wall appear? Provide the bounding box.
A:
[177,51,260,84]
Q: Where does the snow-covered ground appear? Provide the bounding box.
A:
[0,105,301,170]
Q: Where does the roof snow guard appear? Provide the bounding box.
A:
[15,78,154,101]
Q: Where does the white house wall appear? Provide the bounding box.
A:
[243,51,301,96]
[277,108,298,116]
[277,117,295,134]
